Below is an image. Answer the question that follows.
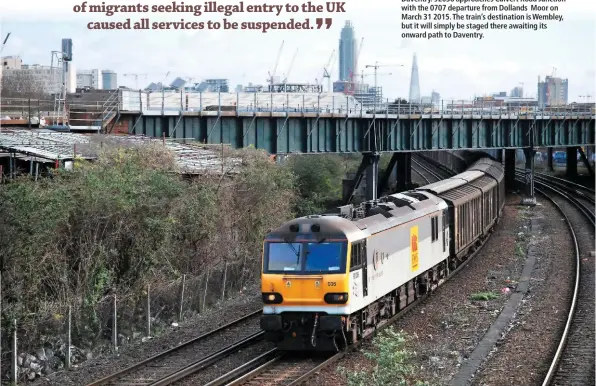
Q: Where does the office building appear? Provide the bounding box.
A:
[1,56,23,72]
[102,70,117,89]
[510,86,523,98]
[339,21,357,81]
[538,75,568,106]
[77,69,103,89]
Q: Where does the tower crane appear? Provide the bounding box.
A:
[354,37,364,79]
[322,50,336,93]
[282,48,299,90]
[347,37,364,95]
[364,62,404,109]
[360,71,393,83]
[268,40,285,87]
[0,32,11,54]
[124,73,148,90]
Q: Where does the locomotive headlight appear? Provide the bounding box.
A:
[262,292,283,304]
[324,292,349,304]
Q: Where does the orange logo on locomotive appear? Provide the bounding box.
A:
[411,234,418,252]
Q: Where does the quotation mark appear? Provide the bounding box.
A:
[315,18,333,29]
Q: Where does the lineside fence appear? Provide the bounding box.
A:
[0,259,252,384]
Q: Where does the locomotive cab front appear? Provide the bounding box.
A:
[260,217,353,351]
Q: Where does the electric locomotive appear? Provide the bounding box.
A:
[259,156,505,352]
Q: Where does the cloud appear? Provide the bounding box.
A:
[0,0,594,101]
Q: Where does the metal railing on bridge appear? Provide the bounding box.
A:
[115,89,595,118]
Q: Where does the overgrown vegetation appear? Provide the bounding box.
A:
[469,292,499,301]
[340,327,430,386]
[0,143,364,352]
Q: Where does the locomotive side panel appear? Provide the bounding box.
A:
[348,206,450,313]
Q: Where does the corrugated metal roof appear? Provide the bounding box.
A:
[0,129,242,174]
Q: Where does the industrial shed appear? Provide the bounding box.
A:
[0,129,243,180]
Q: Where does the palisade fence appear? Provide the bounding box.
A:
[0,258,253,384]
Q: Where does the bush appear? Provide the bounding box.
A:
[286,154,346,216]
[0,143,296,349]
[340,327,430,386]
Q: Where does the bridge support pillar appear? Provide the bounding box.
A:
[578,147,594,177]
[547,148,554,171]
[365,153,380,202]
[377,152,412,196]
[344,152,380,205]
[520,147,537,206]
[566,147,578,178]
[395,153,412,192]
[504,149,516,191]
[378,153,397,197]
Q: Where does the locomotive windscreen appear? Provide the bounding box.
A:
[264,241,348,274]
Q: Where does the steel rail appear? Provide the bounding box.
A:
[149,330,264,386]
[536,186,581,386]
[221,214,499,386]
[86,309,262,386]
[513,173,591,386]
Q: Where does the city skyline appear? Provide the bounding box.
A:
[0,0,594,101]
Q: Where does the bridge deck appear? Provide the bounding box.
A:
[119,111,594,154]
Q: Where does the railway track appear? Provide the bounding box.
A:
[219,352,339,386]
[86,310,263,386]
[513,172,595,386]
[412,157,443,183]
[416,154,457,179]
[515,168,595,223]
[411,165,432,185]
[206,222,498,386]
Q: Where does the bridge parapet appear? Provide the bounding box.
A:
[116,89,595,119]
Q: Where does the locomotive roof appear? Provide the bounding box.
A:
[267,191,447,240]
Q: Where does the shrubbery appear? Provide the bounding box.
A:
[340,327,429,386]
[0,143,356,351]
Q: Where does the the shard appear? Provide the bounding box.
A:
[408,53,420,103]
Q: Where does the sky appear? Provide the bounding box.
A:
[0,0,595,102]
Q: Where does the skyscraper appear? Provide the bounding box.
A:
[409,53,420,103]
[339,21,357,81]
[537,75,568,106]
[102,70,118,89]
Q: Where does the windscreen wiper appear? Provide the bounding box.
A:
[284,238,301,265]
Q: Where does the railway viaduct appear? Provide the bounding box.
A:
[110,90,594,205]
[1,89,594,205]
